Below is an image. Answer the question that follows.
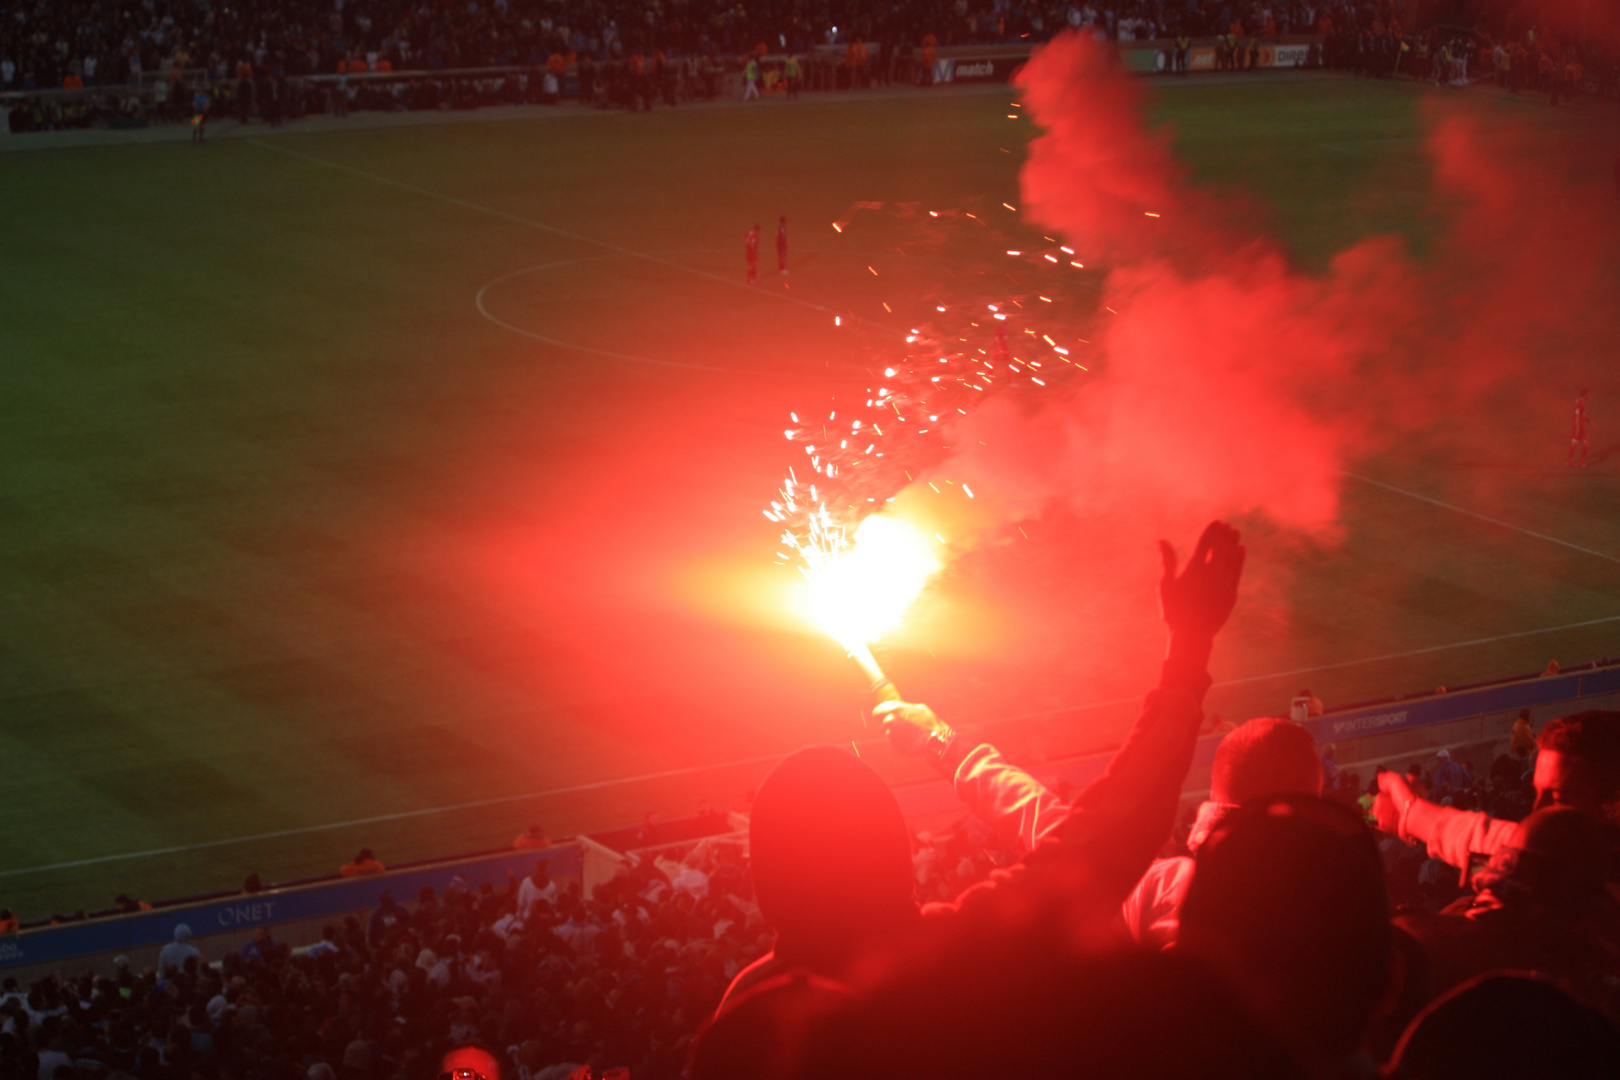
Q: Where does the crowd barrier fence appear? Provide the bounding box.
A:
[890,661,1620,821]
[0,844,581,980]
[5,658,1615,979]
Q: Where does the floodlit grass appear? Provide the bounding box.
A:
[1,75,1615,918]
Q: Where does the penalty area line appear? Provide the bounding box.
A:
[1341,471,1620,566]
[472,256,737,373]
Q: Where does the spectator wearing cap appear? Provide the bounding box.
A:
[339,847,386,876]
[157,924,201,979]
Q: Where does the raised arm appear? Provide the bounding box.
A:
[1372,770,1518,877]
[948,522,1246,914]
[877,700,1066,854]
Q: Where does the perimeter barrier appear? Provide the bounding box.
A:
[890,660,1620,821]
[0,843,584,982]
[7,656,1613,979]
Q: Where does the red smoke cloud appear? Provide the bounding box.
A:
[926,32,1616,548]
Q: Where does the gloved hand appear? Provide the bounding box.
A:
[1158,520,1246,642]
[875,700,953,759]
[1157,521,1245,687]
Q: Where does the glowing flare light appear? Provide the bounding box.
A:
[801,515,940,652]
[768,182,1104,695]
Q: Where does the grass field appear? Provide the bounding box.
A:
[3,73,1618,920]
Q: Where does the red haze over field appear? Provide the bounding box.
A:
[848,32,1620,722]
[443,40,1616,814]
[912,32,1617,561]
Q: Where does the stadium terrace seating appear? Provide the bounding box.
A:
[5,0,1615,135]
[2,0,1365,91]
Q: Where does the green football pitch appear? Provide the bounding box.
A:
[2,74,1617,920]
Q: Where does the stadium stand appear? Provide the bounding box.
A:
[0,0,1356,89]
[4,1,1615,132]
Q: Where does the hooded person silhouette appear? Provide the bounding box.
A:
[725,745,918,1005]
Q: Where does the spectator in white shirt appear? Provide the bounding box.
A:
[36,1039,71,1080]
[516,859,558,921]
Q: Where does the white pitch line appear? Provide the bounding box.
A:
[1216,612,1620,685]
[0,750,792,880]
[472,255,736,372]
[968,611,1620,729]
[10,612,1620,880]
[1341,471,1620,565]
[247,139,869,327]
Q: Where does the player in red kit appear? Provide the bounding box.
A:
[1569,388,1590,467]
[776,216,788,274]
[993,322,1010,364]
[745,224,759,284]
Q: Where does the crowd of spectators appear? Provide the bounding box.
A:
[5,521,1619,1080]
[5,0,1615,132]
[2,1,1365,94]
[1323,17,1619,101]
[11,0,1595,131]
[0,817,1026,1080]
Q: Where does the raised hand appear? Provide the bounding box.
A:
[1158,521,1246,644]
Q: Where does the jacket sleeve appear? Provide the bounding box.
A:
[1420,806,1519,871]
[951,744,1067,854]
[1026,683,1207,895]
[947,675,1209,920]
[1118,855,1196,950]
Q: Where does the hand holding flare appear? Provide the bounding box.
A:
[801,515,940,703]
